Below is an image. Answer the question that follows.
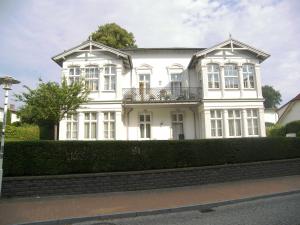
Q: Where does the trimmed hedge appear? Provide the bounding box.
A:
[3,138,300,177]
[4,124,40,141]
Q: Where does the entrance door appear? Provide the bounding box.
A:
[172,113,184,140]
[170,73,182,99]
[139,74,150,100]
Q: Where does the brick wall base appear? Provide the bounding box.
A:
[2,158,300,197]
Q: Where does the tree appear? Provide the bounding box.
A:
[15,79,89,140]
[91,23,137,49]
[262,85,282,109]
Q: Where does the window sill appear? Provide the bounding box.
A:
[102,90,116,93]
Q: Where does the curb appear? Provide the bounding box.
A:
[17,189,300,225]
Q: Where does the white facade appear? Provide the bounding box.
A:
[52,38,270,140]
[264,109,278,125]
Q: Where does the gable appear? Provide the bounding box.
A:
[52,40,132,69]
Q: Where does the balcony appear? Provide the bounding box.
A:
[122,87,202,103]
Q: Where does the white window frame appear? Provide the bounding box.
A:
[210,110,223,138]
[66,114,78,140]
[139,112,151,139]
[247,109,259,136]
[224,64,239,89]
[85,67,99,91]
[207,64,220,89]
[243,64,255,89]
[228,110,242,137]
[84,112,97,139]
[103,112,115,140]
[171,112,184,140]
[68,67,81,85]
[103,65,116,91]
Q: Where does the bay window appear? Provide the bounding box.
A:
[104,65,116,91]
[228,110,242,137]
[247,109,259,136]
[224,64,239,88]
[104,112,115,139]
[243,64,255,88]
[210,110,223,137]
[84,112,97,139]
[66,114,78,139]
[85,67,99,91]
[207,64,220,89]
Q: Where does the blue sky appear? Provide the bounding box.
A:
[0,0,299,107]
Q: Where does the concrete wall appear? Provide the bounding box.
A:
[3,158,300,198]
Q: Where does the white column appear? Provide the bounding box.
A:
[97,112,103,140]
[203,109,211,138]
[242,109,248,137]
[201,66,208,99]
[220,65,225,98]
[78,112,84,140]
[238,65,244,98]
[258,108,266,137]
[255,65,263,98]
[59,119,66,140]
[223,109,229,138]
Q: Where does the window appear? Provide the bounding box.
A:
[66,114,78,139]
[139,113,151,139]
[104,112,115,139]
[243,64,255,88]
[207,64,220,88]
[228,110,242,137]
[171,113,184,140]
[104,65,116,91]
[247,109,259,136]
[224,64,239,88]
[84,112,97,139]
[85,67,99,91]
[69,67,81,84]
[170,73,183,97]
[139,74,150,96]
[210,110,223,137]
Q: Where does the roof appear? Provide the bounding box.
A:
[277,93,300,111]
[188,38,270,68]
[52,40,132,69]
[121,47,205,51]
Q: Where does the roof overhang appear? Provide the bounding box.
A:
[52,40,132,69]
[188,38,270,69]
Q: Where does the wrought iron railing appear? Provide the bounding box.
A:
[122,87,202,103]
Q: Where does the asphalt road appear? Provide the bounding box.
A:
[75,192,300,225]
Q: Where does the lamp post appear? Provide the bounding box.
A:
[0,76,20,196]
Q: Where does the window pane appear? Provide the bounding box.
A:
[91,113,97,120]
[104,76,109,90]
[229,120,234,136]
[236,120,241,136]
[172,114,177,122]
[178,114,183,121]
[85,113,89,120]
[146,124,151,138]
[110,112,115,120]
[91,123,97,138]
[84,123,90,138]
[146,115,151,122]
[111,66,116,74]
[105,67,109,74]
[104,112,108,120]
[140,124,144,138]
[139,115,144,122]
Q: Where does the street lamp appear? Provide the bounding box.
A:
[0,76,20,196]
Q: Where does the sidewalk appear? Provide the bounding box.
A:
[1,175,300,225]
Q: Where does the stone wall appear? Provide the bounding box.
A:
[2,158,300,197]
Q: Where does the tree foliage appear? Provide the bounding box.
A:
[262,85,282,109]
[15,79,89,139]
[91,23,137,49]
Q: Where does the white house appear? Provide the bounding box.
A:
[0,105,20,124]
[52,37,270,140]
[264,108,278,125]
[277,93,300,125]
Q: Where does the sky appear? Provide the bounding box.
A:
[0,0,299,107]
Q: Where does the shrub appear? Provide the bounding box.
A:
[3,138,300,177]
[4,124,39,141]
[285,120,300,134]
[267,124,285,137]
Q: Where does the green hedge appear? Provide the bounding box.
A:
[3,138,300,177]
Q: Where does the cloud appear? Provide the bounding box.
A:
[0,0,299,106]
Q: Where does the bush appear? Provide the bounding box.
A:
[267,124,286,137]
[3,138,300,177]
[285,120,300,134]
[4,124,39,141]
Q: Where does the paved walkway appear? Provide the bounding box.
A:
[1,175,300,225]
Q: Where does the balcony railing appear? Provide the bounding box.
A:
[122,87,202,103]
